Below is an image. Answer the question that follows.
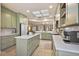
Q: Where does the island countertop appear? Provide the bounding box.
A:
[52,35,79,54]
[15,33,40,40]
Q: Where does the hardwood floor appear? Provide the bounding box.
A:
[0,40,53,56]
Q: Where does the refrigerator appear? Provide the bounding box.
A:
[20,23,28,36]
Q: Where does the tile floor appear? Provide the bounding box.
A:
[32,40,53,56]
[0,40,53,56]
[1,46,16,56]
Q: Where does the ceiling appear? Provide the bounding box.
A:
[2,3,58,20]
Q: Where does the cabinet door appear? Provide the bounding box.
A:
[5,13,11,28]
[1,35,16,50]
[66,3,78,25]
[41,33,46,39]
[11,13,17,28]
[0,37,1,51]
[1,8,12,28]
[1,36,7,50]
[1,7,6,28]
[7,36,15,47]
[6,9,12,28]
[0,4,1,29]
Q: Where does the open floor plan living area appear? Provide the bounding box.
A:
[0,3,79,56]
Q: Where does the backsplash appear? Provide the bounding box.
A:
[64,26,79,31]
[0,28,16,36]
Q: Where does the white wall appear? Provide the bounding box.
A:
[19,15,28,25]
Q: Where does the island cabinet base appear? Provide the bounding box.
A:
[16,34,40,56]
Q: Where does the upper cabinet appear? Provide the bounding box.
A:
[1,6,17,28]
[60,3,79,27]
[0,4,1,28]
[1,7,6,28]
[11,13,17,28]
[5,12,12,28]
[65,3,78,25]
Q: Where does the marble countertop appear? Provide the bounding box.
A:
[15,33,40,40]
[52,35,79,54]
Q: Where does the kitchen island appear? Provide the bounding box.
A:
[52,35,79,56]
[15,33,40,56]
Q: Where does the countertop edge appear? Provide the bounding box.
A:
[15,33,40,40]
[52,35,79,54]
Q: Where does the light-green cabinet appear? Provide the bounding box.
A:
[5,13,12,28]
[0,4,1,29]
[0,36,1,51]
[1,35,16,50]
[11,13,17,28]
[1,10,6,28]
[1,6,17,28]
[1,7,11,28]
[65,3,78,26]
[41,32,52,40]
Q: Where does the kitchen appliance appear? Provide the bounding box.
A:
[63,31,79,43]
[19,23,27,35]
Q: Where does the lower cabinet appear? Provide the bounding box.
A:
[0,37,1,50]
[1,35,16,50]
[41,33,52,40]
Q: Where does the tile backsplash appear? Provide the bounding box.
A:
[0,28,16,36]
[64,26,79,31]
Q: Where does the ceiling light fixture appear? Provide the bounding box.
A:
[49,5,53,9]
[26,10,30,13]
[44,18,48,21]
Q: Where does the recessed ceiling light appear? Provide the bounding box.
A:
[44,18,48,21]
[26,10,30,13]
[49,5,53,9]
